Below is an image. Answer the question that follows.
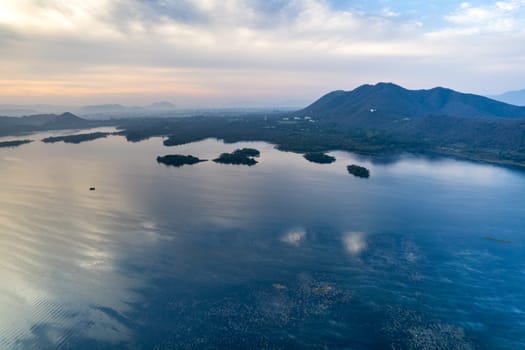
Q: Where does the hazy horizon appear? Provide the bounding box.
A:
[1,81,524,112]
[1,0,525,107]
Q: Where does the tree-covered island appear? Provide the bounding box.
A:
[42,132,112,144]
[347,164,370,178]
[156,154,207,167]
[213,148,260,166]
[0,139,33,148]
[303,152,336,164]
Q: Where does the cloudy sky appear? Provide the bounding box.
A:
[0,0,524,107]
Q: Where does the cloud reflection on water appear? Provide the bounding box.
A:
[0,133,524,348]
[281,227,306,246]
[0,138,154,347]
[343,232,367,256]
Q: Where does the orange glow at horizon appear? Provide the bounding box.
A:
[0,78,221,98]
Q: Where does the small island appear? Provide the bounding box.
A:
[213,148,260,166]
[0,139,32,148]
[303,152,336,164]
[42,132,112,144]
[347,164,370,178]
[156,154,207,167]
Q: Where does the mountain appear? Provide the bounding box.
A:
[0,112,106,136]
[36,112,89,129]
[76,104,150,119]
[301,82,525,120]
[491,88,525,106]
[146,101,176,110]
[290,83,525,167]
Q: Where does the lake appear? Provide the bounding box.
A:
[1,130,524,349]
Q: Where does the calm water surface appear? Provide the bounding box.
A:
[0,130,524,349]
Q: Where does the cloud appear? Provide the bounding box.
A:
[0,1,429,67]
[343,232,367,255]
[0,0,524,104]
[437,0,525,35]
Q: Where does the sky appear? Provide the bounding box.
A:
[0,0,524,107]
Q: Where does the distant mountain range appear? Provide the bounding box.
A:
[490,88,525,106]
[79,104,129,113]
[146,101,177,110]
[301,82,525,120]
[0,112,110,136]
[0,102,178,118]
[77,102,177,118]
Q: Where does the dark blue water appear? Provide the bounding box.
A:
[1,131,524,349]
